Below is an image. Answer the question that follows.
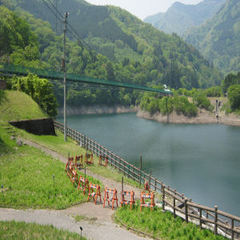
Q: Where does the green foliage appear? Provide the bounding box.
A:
[0,90,6,104]
[10,74,57,117]
[204,86,222,97]
[145,0,225,36]
[140,91,197,117]
[0,6,38,60]
[115,204,227,240]
[227,84,240,111]
[6,0,222,93]
[0,221,87,240]
[0,90,47,121]
[0,127,101,209]
[185,0,240,74]
[222,72,240,94]
[193,93,214,111]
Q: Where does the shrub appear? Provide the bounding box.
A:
[193,93,214,111]
[227,84,240,111]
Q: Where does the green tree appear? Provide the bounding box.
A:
[228,84,240,111]
[10,74,57,117]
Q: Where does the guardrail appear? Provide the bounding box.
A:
[54,120,240,239]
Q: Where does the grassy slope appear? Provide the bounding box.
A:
[0,91,101,209]
[0,90,47,122]
[115,205,227,240]
[0,221,86,240]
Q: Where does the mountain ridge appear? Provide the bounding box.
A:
[144,0,226,36]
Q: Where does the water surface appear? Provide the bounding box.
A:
[58,113,240,216]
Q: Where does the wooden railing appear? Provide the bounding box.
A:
[54,121,240,240]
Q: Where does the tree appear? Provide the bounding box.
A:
[10,74,57,117]
[228,84,240,111]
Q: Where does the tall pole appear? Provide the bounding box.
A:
[63,12,69,142]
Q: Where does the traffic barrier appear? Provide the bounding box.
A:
[99,155,108,167]
[121,190,135,210]
[103,187,118,210]
[65,157,74,172]
[140,191,155,211]
[75,155,83,169]
[88,183,102,204]
[144,180,150,192]
[77,176,89,195]
[85,152,94,165]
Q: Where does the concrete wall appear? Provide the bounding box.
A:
[10,118,56,136]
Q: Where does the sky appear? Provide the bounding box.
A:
[85,0,203,20]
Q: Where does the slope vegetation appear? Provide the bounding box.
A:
[185,0,240,74]
[145,0,226,36]
[8,0,222,89]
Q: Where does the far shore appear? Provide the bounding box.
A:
[137,110,240,127]
[58,105,240,127]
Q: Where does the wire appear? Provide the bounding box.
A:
[41,0,95,53]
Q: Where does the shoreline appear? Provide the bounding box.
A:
[58,105,137,116]
[137,110,240,127]
[57,105,240,127]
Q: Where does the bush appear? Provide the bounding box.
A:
[227,84,240,111]
[204,86,222,97]
[193,93,214,111]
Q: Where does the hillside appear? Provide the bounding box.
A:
[144,0,226,36]
[6,0,222,89]
[185,0,240,74]
[0,90,47,122]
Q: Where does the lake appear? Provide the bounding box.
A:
[57,112,240,216]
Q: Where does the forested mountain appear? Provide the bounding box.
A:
[185,0,240,74]
[144,0,226,36]
[3,0,223,90]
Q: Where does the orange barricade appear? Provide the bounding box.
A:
[65,157,74,172]
[121,191,135,210]
[69,167,78,184]
[88,183,101,204]
[85,152,94,165]
[77,176,89,195]
[99,155,108,167]
[75,155,83,169]
[140,191,155,211]
[144,180,150,192]
[103,187,118,210]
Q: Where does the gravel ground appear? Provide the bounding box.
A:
[0,207,148,240]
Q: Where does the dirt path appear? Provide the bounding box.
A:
[0,207,148,240]
[9,138,148,240]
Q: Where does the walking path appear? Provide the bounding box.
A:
[0,138,149,240]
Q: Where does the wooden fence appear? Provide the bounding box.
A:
[54,121,240,240]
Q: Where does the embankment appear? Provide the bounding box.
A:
[137,110,240,126]
[58,105,137,116]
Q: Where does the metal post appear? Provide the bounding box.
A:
[139,155,142,185]
[63,12,69,142]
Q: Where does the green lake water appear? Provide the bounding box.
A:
[58,112,240,216]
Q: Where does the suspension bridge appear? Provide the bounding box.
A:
[0,64,172,95]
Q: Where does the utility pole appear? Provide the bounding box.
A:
[55,0,58,33]
[63,12,69,142]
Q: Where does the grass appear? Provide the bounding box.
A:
[115,204,228,240]
[18,128,141,188]
[0,91,47,122]
[0,221,87,240]
[0,126,101,209]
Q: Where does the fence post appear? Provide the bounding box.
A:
[154,179,157,191]
[162,185,165,211]
[200,208,202,229]
[149,170,152,191]
[185,199,188,223]
[139,155,142,185]
[231,218,234,240]
[214,205,218,235]
[173,191,176,218]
